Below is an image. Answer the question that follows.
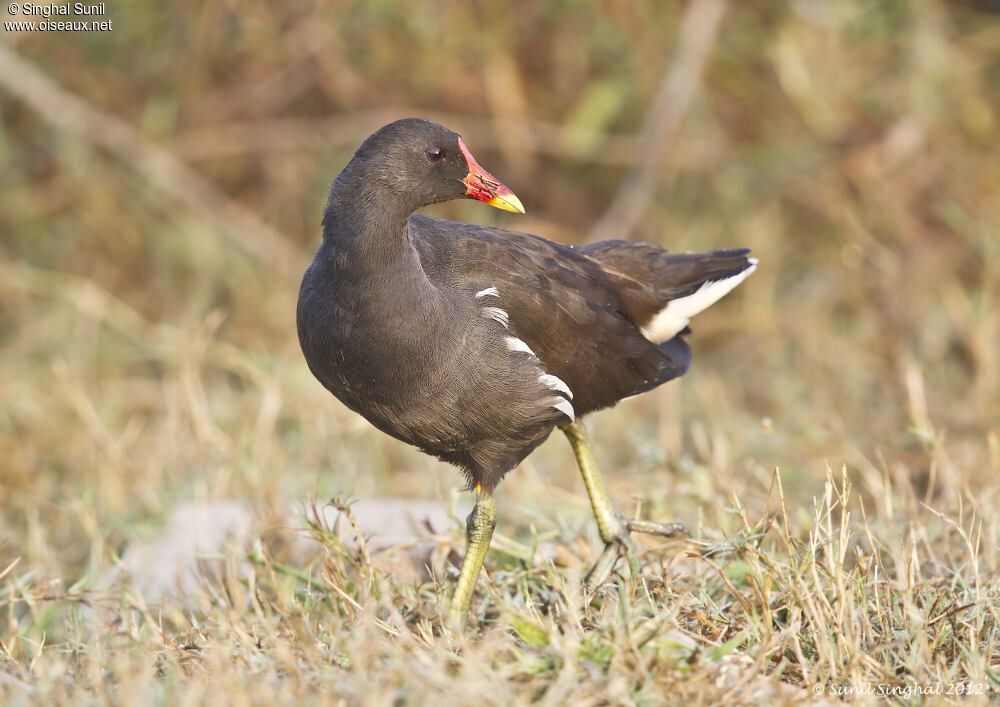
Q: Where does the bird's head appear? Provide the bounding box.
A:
[347,118,524,214]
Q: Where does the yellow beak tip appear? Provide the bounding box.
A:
[487,193,525,214]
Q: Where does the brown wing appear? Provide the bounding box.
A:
[582,240,753,301]
[410,215,692,416]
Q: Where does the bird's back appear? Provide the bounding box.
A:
[409,215,752,417]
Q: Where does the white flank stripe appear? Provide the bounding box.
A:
[551,397,576,421]
[482,306,509,329]
[641,261,758,343]
[539,373,573,399]
[475,286,500,299]
[505,336,536,356]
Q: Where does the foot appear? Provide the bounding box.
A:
[584,515,687,589]
[448,486,497,629]
[562,421,688,590]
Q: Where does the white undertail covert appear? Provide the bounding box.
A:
[640,258,759,342]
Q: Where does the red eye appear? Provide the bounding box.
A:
[426,147,445,163]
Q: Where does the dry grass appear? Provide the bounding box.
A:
[1,1,998,704]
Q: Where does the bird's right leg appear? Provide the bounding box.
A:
[448,483,497,629]
[562,421,686,589]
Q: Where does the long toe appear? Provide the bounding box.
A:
[626,519,688,538]
[584,542,621,589]
[584,518,687,590]
[584,522,639,589]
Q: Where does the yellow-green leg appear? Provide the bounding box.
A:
[563,421,686,588]
[449,484,497,628]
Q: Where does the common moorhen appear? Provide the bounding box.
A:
[297,118,756,626]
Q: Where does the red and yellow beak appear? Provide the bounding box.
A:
[459,137,525,214]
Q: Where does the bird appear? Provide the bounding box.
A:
[297,118,757,627]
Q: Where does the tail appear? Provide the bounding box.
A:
[583,241,757,343]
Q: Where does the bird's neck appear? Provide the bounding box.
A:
[322,167,420,271]
[318,170,449,329]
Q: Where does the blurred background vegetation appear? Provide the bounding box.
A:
[0,0,998,699]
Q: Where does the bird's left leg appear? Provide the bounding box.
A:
[562,421,686,589]
[448,483,497,629]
